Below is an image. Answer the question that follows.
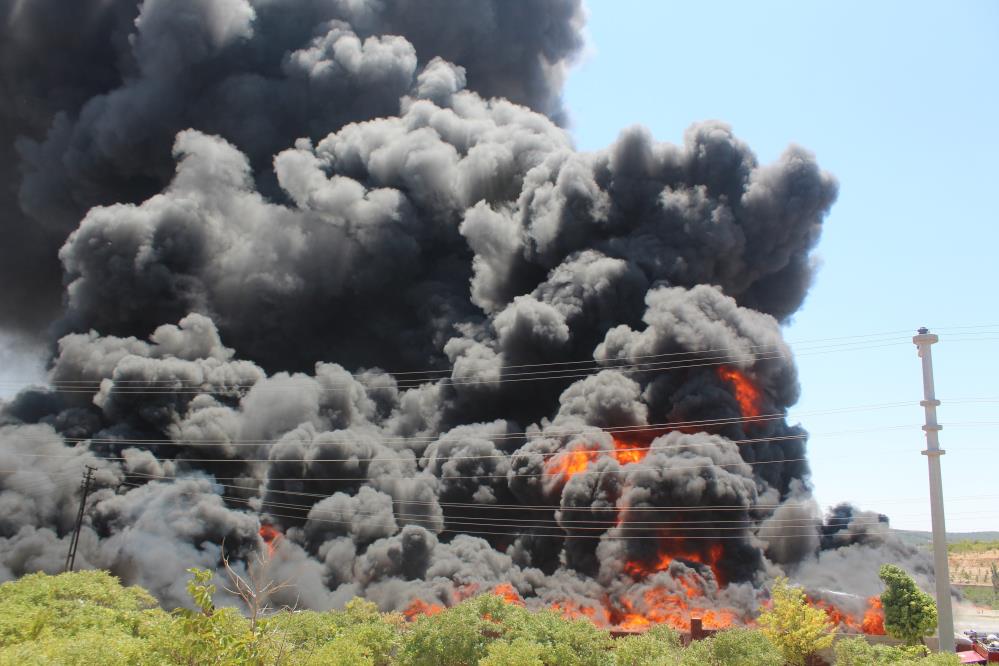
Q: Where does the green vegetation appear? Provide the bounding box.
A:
[879,564,938,646]
[834,637,959,665]
[960,585,999,610]
[0,569,964,665]
[947,539,999,554]
[756,577,836,665]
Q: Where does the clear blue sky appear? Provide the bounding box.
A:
[563,0,998,531]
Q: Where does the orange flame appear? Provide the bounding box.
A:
[544,445,598,481]
[862,596,885,634]
[624,540,726,587]
[716,366,762,418]
[613,586,737,632]
[807,595,885,635]
[612,436,648,464]
[402,574,744,634]
[259,523,282,557]
[551,599,612,625]
[403,598,445,620]
[492,583,525,606]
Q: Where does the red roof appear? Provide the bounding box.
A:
[959,649,987,664]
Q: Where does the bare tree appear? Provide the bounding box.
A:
[221,545,293,632]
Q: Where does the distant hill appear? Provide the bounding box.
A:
[891,530,999,547]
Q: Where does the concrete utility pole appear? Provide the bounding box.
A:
[64,465,96,573]
[912,327,954,653]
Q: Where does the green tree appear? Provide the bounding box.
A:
[480,637,545,666]
[397,594,519,666]
[397,593,613,666]
[699,628,782,666]
[611,625,682,666]
[0,570,170,666]
[756,577,836,666]
[672,628,781,666]
[503,606,612,666]
[879,564,938,646]
[267,598,403,666]
[835,636,960,665]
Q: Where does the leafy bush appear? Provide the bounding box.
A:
[9,569,957,666]
[879,564,938,645]
[757,577,836,666]
[612,625,682,666]
[480,637,546,666]
[834,636,960,665]
[396,593,612,666]
[0,570,169,666]
[700,628,783,666]
[672,628,781,666]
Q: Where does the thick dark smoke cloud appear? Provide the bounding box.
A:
[1,0,931,622]
[0,0,582,339]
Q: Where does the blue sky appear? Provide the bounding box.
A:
[563,1,998,531]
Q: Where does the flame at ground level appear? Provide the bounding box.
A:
[613,586,737,632]
[808,595,886,635]
[402,598,445,620]
[403,580,742,633]
[400,587,886,637]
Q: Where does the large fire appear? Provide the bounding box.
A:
[544,367,764,484]
[398,586,885,637]
[544,444,598,482]
[716,365,762,418]
[492,583,525,606]
[401,366,846,637]
[543,434,658,484]
[258,523,283,557]
[614,587,738,632]
[403,598,445,620]
[808,595,885,635]
[623,541,726,587]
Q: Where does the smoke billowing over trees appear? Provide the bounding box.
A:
[0,0,933,624]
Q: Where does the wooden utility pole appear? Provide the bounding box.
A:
[64,465,96,572]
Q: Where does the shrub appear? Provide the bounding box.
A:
[757,577,836,666]
[835,636,959,665]
[879,565,937,645]
[0,570,169,666]
[612,625,682,666]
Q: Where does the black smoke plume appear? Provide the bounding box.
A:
[1,0,931,623]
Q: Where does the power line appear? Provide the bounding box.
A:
[117,473,996,528]
[0,328,918,387]
[6,419,999,467]
[115,481,995,541]
[6,331,995,395]
[118,472,999,512]
[5,417,998,469]
[10,397,998,450]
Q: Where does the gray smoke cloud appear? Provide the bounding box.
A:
[1,0,929,629]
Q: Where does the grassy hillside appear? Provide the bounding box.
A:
[891,530,999,548]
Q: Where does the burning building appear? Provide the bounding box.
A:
[0,0,932,630]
